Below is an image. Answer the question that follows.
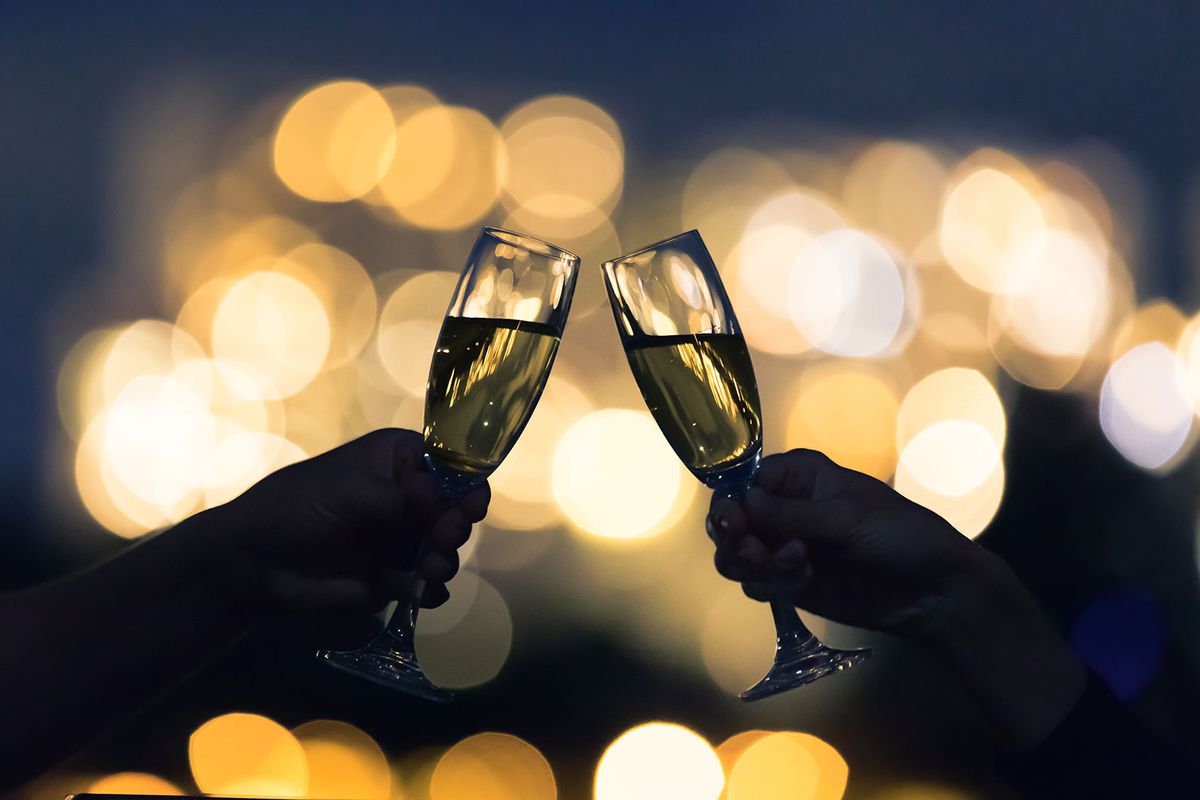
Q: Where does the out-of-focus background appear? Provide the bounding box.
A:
[5,2,1200,798]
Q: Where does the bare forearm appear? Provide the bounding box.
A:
[919,552,1087,752]
[0,505,262,791]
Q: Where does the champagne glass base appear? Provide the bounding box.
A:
[317,646,453,703]
[739,631,870,702]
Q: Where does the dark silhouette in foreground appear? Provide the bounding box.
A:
[0,429,488,794]
[709,448,1199,797]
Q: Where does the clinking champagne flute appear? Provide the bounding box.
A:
[602,230,869,700]
[319,228,580,701]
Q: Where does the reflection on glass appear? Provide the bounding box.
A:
[319,228,579,700]
[603,230,869,700]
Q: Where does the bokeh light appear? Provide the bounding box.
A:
[1110,299,1186,362]
[787,229,911,357]
[594,722,724,800]
[729,189,844,355]
[726,732,848,800]
[274,80,396,202]
[489,375,592,529]
[991,229,1111,361]
[430,733,555,800]
[211,271,332,399]
[894,429,1004,539]
[842,140,948,253]
[275,243,378,369]
[1177,310,1200,412]
[500,95,623,236]
[896,368,1006,452]
[939,157,1047,294]
[375,271,457,395]
[1099,342,1194,471]
[293,720,391,800]
[786,363,900,480]
[552,409,691,540]
[683,148,794,266]
[377,105,504,230]
[189,712,308,797]
[86,772,184,795]
[416,572,513,688]
[701,584,775,695]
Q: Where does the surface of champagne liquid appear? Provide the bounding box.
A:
[624,332,763,479]
[424,316,560,475]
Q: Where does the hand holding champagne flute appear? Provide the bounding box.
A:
[602,230,869,700]
[319,228,580,700]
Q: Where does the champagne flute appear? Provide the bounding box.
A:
[319,227,580,700]
[602,230,869,701]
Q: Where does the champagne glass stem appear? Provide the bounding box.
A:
[769,588,812,638]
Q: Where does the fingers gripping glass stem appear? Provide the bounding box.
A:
[603,230,869,700]
[318,227,579,700]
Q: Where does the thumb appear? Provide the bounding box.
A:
[745,487,854,546]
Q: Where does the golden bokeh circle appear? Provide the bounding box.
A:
[292,719,391,800]
[378,105,504,230]
[594,722,724,800]
[274,80,395,202]
[786,363,900,481]
[430,732,555,800]
[189,712,308,797]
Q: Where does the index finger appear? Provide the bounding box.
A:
[755,449,837,499]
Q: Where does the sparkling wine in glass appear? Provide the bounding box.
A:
[602,230,869,700]
[319,227,580,700]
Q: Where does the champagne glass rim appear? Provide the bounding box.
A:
[602,229,703,269]
[483,226,580,264]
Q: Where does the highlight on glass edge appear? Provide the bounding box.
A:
[601,229,870,700]
[318,227,580,701]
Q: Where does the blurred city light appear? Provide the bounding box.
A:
[842,140,948,254]
[377,105,504,230]
[894,425,1005,539]
[726,732,848,800]
[939,158,1047,295]
[292,720,391,800]
[274,81,396,202]
[85,772,184,795]
[1099,342,1194,471]
[552,409,691,541]
[189,712,308,797]
[416,572,513,689]
[700,584,775,695]
[500,95,624,237]
[786,362,900,480]
[594,722,724,800]
[375,271,457,395]
[786,229,911,357]
[488,376,592,529]
[430,732,555,800]
[211,271,332,400]
[896,368,1006,452]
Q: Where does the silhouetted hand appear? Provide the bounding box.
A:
[709,448,1087,751]
[709,448,987,641]
[216,429,489,612]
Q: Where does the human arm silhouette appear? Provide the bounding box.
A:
[0,429,487,793]
[709,448,1199,796]
[708,448,1085,750]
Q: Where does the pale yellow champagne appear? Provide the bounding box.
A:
[624,332,762,480]
[423,316,560,475]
